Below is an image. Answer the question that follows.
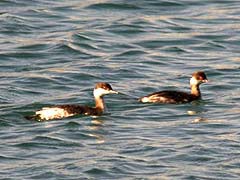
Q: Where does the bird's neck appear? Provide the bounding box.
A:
[190,84,201,97]
[94,96,106,112]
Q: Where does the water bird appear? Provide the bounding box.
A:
[26,82,118,121]
[139,71,208,104]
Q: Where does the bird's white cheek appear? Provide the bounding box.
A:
[93,88,109,97]
[190,77,199,85]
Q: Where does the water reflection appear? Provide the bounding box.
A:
[186,101,208,123]
[86,118,105,144]
[191,117,208,123]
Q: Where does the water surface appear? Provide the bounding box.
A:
[0,0,240,179]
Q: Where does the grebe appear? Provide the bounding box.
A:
[139,71,208,104]
[26,82,118,121]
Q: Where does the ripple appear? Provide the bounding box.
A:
[14,135,82,150]
[115,49,146,57]
[64,121,81,128]
[84,168,109,176]
[135,39,201,49]
[86,2,141,10]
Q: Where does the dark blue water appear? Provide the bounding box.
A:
[0,0,240,179]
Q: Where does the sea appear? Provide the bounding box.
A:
[0,0,240,179]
